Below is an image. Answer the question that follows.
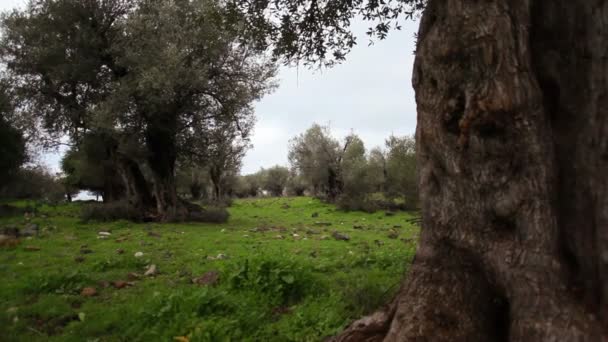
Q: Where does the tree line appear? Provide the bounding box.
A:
[173,123,418,212]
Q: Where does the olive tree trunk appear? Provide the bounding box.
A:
[335,0,607,340]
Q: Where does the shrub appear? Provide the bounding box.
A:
[336,195,378,213]
[80,201,142,222]
[0,166,65,202]
[0,204,24,217]
[22,271,92,295]
[230,258,321,305]
[189,206,230,223]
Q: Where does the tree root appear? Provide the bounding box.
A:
[329,302,396,342]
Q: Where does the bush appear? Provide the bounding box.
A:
[230,258,320,305]
[0,204,24,217]
[80,201,142,222]
[189,206,230,223]
[0,166,65,202]
[336,195,379,213]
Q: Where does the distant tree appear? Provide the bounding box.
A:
[367,147,387,193]
[285,171,307,196]
[205,116,253,202]
[339,134,371,200]
[261,166,290,196]
[0,165,64,202]
[234,173,262,198]
[384,135,417,208]
[288,124,342,199]
[176,164,210,200]
[60,131,125,202]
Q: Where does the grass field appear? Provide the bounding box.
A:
[0,197,418,342]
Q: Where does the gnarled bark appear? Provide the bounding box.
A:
[335,0,607,340]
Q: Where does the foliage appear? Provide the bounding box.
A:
[1,0,276,216]
[226,0,425,66]
[0,83,26,188]
[80,201,142,222]
[205,116,253,201]
[233,173,263,198]
[334,134,377,212]
[384,135,417,209]
[190,206,230,224]
[288,123,342,199]
[60,131,118,199]
[261,165,290,196]
[176,164,211,200]
[288,124,418,210]
[285,171,308,196]
[0,166,65,202]
[230,257,320,305]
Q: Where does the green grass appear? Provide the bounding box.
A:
[0,197,418,342]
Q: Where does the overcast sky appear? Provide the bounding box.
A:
[0,0,419,175]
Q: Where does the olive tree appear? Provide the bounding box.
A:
[288,123,342,199]
[232,0,607,339]
[1,0,276,220]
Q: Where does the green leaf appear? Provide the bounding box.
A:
[281,275,295,284]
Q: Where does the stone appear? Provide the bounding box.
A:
[332,231,350,241]
[216,253,228,260]
[21,223,39,237]
[112,281,128,289]
[81,287,97,297]
[147,231,161,238]
[98,231,112,237]
[192,271,220,286]
[134,252,144,258]
[127,272,141,281]
[144,264,158,277]
[116,248,125,255]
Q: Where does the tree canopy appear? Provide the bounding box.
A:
[227,0,425,66]
[0,82,26,188]
[1,0,276,219]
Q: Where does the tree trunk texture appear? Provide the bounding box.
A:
[102,164,124,203]
[117,156,154,212]
[335,0,607,340]
[145,114,181,221]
